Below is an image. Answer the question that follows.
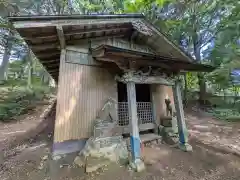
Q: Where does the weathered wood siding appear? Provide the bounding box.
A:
[66,38,155,59]
[151,85,175,125]
[54,49,117,143]
[91,38,155,53]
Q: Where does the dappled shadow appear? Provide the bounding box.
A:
[186,112,240,157]
[142,141,240,180]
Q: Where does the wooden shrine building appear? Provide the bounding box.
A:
[9,14,214,168]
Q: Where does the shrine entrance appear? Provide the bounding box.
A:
[117,82,154,133]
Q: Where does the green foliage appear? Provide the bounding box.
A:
[0,86,54,121]
[186,72,199,90]
[0,0,239,121]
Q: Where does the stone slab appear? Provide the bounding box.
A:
[140,133,162,143]
[52,139,87,156]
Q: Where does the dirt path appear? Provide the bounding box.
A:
[0,105,47,143]
[0,99,55,152]
[186,111,240,157]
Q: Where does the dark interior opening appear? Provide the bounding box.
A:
[117,82,151,102]
[122,129,155,138]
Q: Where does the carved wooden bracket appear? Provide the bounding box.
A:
[115,71,174,86]
[132,20,153,36]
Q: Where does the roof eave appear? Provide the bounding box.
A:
[8,13,144,22]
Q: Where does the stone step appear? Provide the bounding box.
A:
[140,133,162,143]
[160,116,172,120]
[124,133,161,149]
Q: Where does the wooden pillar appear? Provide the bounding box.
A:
[127,81,141,161]
[173,80,192,151]
[126,72,145,171]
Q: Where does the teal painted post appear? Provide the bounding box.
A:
[173,80,192,151]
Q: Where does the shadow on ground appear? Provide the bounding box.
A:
[1,138,240,180]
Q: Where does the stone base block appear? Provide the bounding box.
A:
[159,125,179,145]
[74,135,129,173]
[74,155,85,167]
[160,116,172,127]
[178,143,193,152]
[130,159,145,172]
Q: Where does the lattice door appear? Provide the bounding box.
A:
[117,102,153,126]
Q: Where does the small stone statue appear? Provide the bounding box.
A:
[165,95,172,116]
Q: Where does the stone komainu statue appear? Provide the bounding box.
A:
[94,98,120,138]
[97,97,117,122]
[164,95,172,116]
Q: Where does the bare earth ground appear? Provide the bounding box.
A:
[0,101,53,151]
[0,108,240,180]
[186,110,240,156]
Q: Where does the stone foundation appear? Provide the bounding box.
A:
[74,136,129,173]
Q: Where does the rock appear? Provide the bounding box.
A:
[115,141,129,164]
[52,155,63,161]
[179,143,193,152]
[75,135,129,173]
[130,159,145,172]
[94,121,118,138]
[74,156,85,167]
[38,162,44,170]
[42,155,48,161]
[86,156,111,173]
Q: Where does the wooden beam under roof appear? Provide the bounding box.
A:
[42,60,59,65]
[66,34,129,45]
[64,25,131,36]
[37,52,60,59]
[47,69,59,73]
[92,45,215,72]
[11,18,138,29]
[42,64,59,68]
[30,43,59,51]
[56,25,66,49]
[41,59,59,64]
[49,72,59,76]
[23,34,57,41]
[21,24,132,41]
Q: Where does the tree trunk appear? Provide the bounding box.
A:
[0,34,13,84]
[197,73,206,105]
[41,70,50,85]
[232,84,238,107]
[193,38,206,105]
[68,0,74,14]
[27,52,33,88]
[27,63,33,88]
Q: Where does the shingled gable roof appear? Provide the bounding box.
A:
[8,14,213,81]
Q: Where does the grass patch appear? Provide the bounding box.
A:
[207,108,240,122]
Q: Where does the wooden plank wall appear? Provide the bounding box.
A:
[151,85,175,125]
[91,38,155,54]
[54,49,117,143]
